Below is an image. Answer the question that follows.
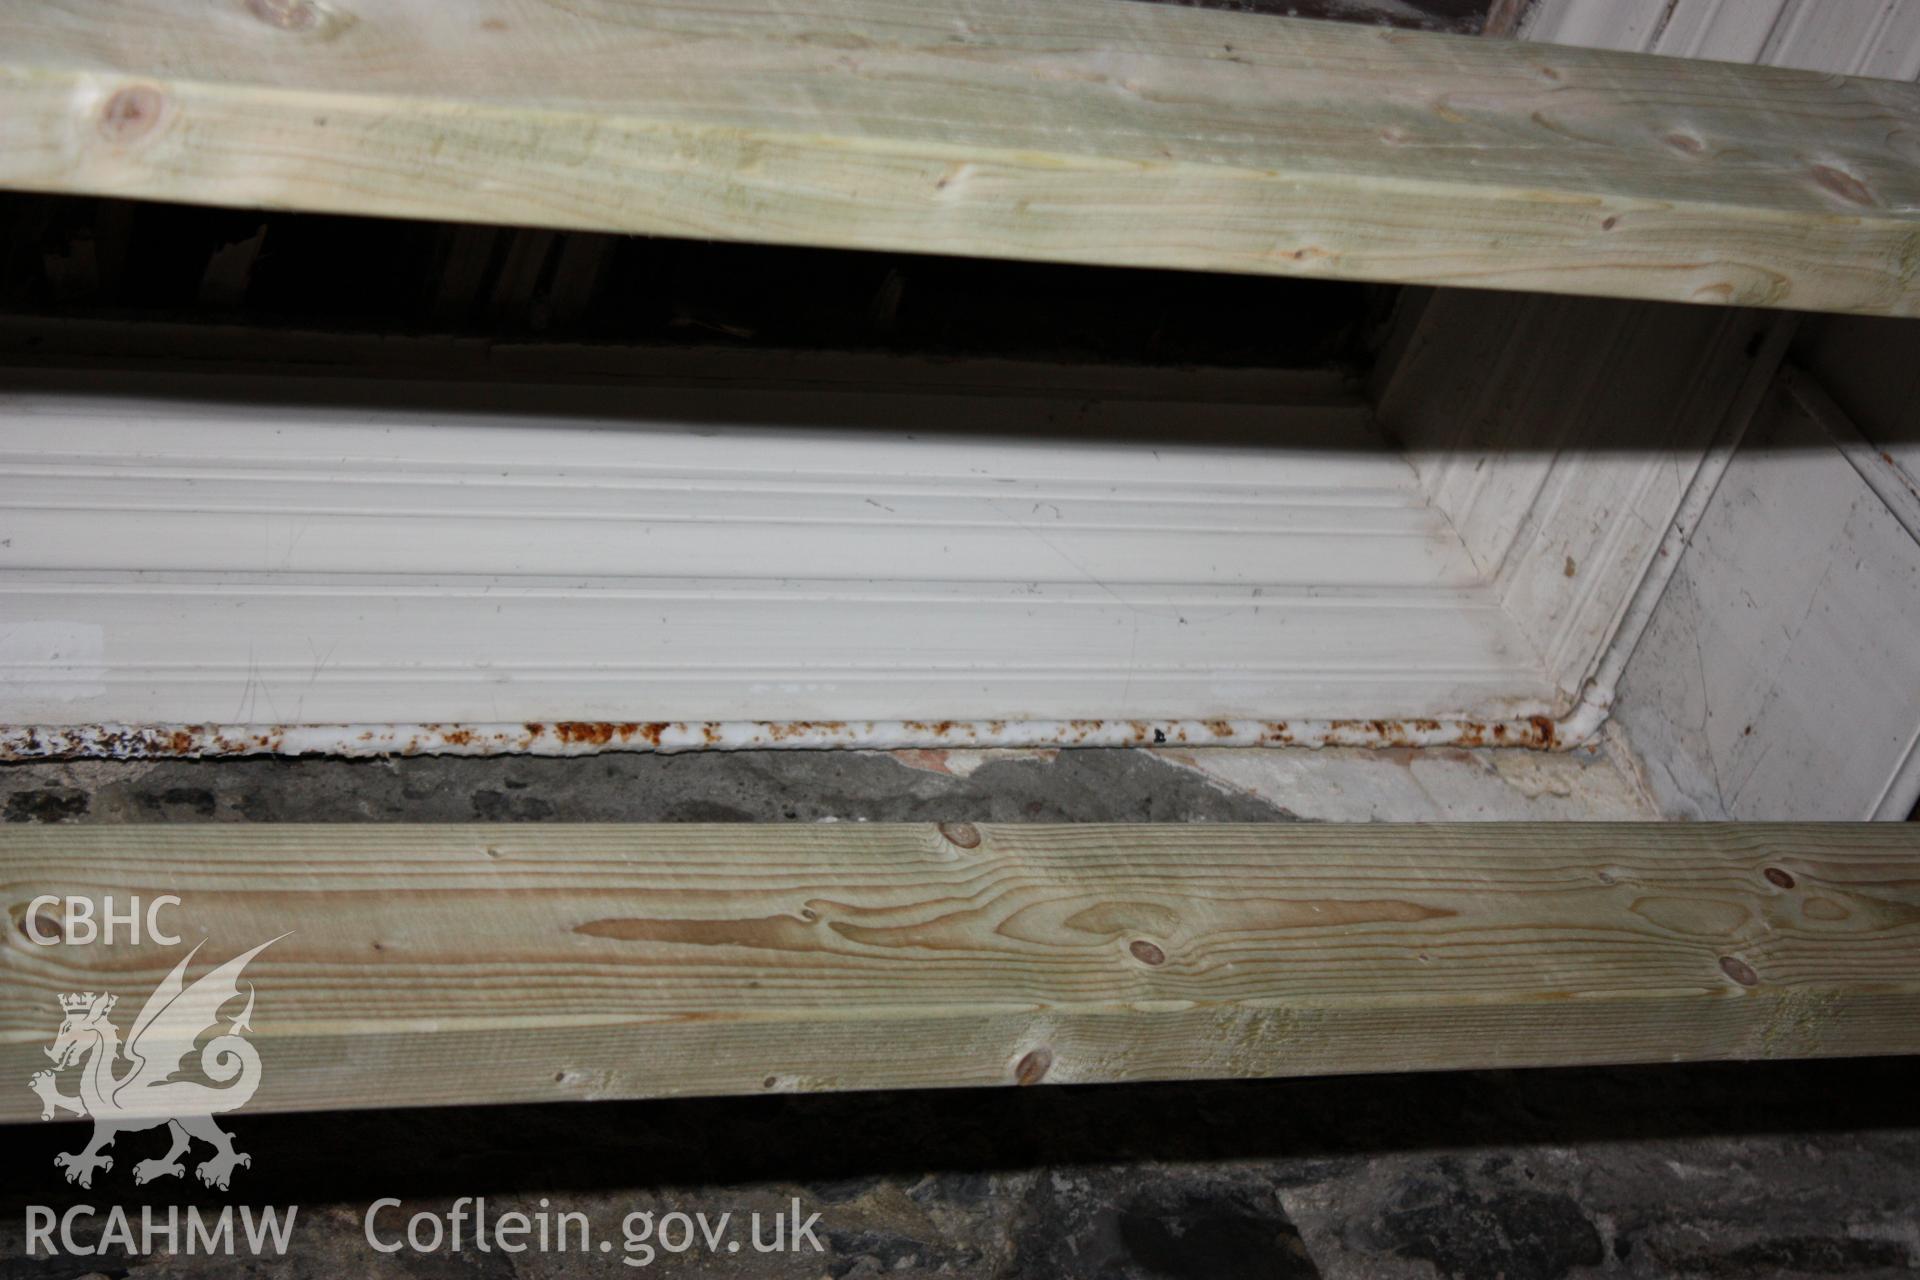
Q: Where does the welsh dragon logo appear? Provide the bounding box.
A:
[28,937,284,1190]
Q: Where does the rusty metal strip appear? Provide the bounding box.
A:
[0,716,1561,760]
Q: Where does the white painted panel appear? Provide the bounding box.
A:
[0,378,1553,727]
[1616,383,1920,819]
[1521,0,1679,52]
[1757,0,1920,77]
[1647,0,1786,62]
[1525,0,1920,79]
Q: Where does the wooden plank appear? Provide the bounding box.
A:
[0,2,1917,315]
[5,822,1919,1119]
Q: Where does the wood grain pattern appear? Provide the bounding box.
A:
[1,0,1917,314]
[4,823,1919,1118]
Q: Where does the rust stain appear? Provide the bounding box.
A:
[538,720,665,746]
[2,714,1565,760]
[1318,716,1555,750]
[765,720,850,742]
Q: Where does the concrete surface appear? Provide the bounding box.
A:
[4,746,1916,1279]
[0,741,1656,827]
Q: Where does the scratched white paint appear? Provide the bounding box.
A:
[0,620,104,702]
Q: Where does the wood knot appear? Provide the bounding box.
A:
[938,821,982,849]
[1013,1047,1052,1086]
[15,902,63,942]
[1663,132,1707,156]
[247,0,320,29]
[1718,955,1760,987]
[1810,164,1875,207]
[98,86,164,142]
[1763,867,1796,889]
[1129,939,1166,966]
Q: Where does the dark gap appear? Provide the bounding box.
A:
[3,1057,1915,1207]
[0,193,1385,373]
[1133,0,1496,33]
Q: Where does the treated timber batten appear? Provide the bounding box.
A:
[4,822,1919,1118]
[1,2,1918,316]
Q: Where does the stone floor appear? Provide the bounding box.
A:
[4,748,1917,1279]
